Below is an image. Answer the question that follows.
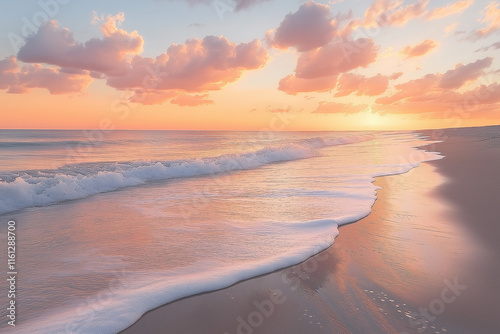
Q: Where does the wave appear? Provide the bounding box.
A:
[0,134,374,215]
[9,218,342,334]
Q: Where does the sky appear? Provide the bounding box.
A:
[0,0,499,131]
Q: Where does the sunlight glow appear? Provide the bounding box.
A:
[364,106,385,128]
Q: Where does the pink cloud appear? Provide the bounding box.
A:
[466,2,500,40]
[363,0,429,27]
[439,57,493,89]
[7,14,268,105]
[104,55,155,90]
[19,64,93,94]
[376,74,440,104]
[129,90,178,105]
[374,57,499,117]
[426,0,474,20]
[390,72,403,80]
[107,36,268,92]
[278,75,337,95]
[400,39,438,58]
[294,38,379,80]
[377,82,500,117]
[170,93,214,106]
[335,73,389,97]
[0,56,92,94]
[266,2,338,52]
[269,3,380,95]
[460,83,500,105]
[0,57,18,90]
[377,58,493,105]
[17,14,143,76]
[313,102,367,114]
[128,90,214,107]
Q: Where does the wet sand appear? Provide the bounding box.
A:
[120,126,500,334]
[422,126,500,333]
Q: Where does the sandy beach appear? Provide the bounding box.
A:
[422,126,500,333]
[120,126,500,334]
[2,1,500,333]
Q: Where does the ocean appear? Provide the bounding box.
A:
[0,130,442,334]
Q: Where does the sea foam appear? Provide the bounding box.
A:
[0,132,445,334]
[0,135,374,215]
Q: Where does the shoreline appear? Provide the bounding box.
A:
[422,127,500,333]
[119,126,500,334]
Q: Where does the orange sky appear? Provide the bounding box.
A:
[0,0,499,130]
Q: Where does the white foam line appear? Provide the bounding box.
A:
[0,135,374,215]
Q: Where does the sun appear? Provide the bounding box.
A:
[364,105,385,128]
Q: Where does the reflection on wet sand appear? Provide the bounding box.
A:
[121,160,476,334]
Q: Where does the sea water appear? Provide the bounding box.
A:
[0,130,442,333]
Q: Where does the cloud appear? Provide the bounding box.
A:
[377,82,500,117]
[313,101,367,114]
[278,75,337,95]
[128,90,214,106]
[426,0,474,20]
[0,56,92,94]
[376,73,439,105]
[227,0,270,11]
[267,106,292,113]
[459,83,500,105]
[266,2,338,52]
[106,36,268,92]
[188,23,206,28]
[400,39,438,58]
[335,73,389,97]
[375,58,498,116]
[8,14,268,105]
[390,72,403,80]
[277,37,379,94]
[17,64,93,94]
[17,14,143,76]
[475,41,500,52]
[293,38,378,80]
[0,57,18,90]
[108,36,268,105]
[129,90,178,105]
[170,93,214,106]
[439,57,493,89]
[363,0,429,27]
[445,23,458,35]
[177,0,270,11]
[269,2,380,95]
[466,2,500,40]
[376,58,493,104]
